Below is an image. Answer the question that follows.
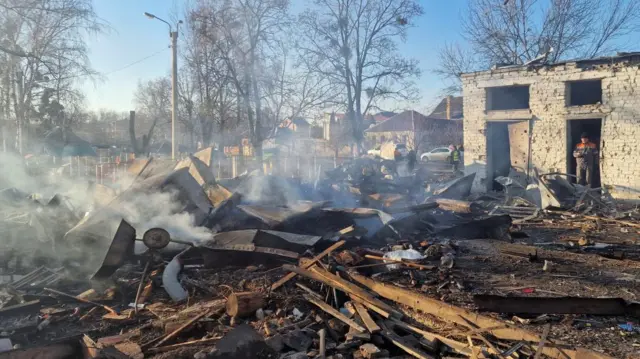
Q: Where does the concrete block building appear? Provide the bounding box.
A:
[461,53,640,201]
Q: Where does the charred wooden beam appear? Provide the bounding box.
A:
[473,295,640,317]
[434,198,479,213]
[347,272,614,359]
[271,240,346,291]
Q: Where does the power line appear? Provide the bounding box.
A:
[104,47,169,76]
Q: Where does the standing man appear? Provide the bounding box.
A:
[451,145,461,171]
[573,132,599,187]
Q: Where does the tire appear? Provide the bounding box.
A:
[421,156,429,162]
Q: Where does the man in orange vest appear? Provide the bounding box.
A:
[573,132,598,187]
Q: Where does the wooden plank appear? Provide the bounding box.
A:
[348,272,614,359]
[377,321,435,359]
[309,266,402,319]
[304,295,366,333]
[282,264,401,319]
[364,255,435,271]
[311,266,403,319]
[146,337,221,354]
[295,283,324,301]
[0,300,40,316]
[148,305,224,349]
[353,302,380,333]
[271,240,346,291]
[533,324,551,359]
[349,294,391,318]
[388,318,472,356]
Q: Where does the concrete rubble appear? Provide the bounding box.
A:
[0,151,639,358]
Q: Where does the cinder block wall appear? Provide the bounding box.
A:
[462,60,640,201]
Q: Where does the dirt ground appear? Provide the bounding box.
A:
[433,236,640,359]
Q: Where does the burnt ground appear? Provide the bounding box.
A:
[414,235,640,359]
[3,215,640,358]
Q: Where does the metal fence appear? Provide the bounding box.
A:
[49,153,455,185]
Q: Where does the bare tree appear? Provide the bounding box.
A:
[132,77,171,154]
[0,0,106,149]
[297,0,423,152]
[437,0,640,92]
[262,41,341,140]
[190,0,290,164]
[433,43,482,95]
[182,1,240,147]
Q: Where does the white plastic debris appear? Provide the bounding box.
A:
[292,308,304,321]
[0,338,12,353]
[383,249,425,270]
[256,308,265,320]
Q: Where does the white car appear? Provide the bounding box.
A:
[420,147,452,162]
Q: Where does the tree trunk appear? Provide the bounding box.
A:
[226,292,265,318]
[128,110,139,154]
[250,61,264,172]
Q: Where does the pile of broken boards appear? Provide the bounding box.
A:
[489,170,639,225]
[320,156,458,210]
[0,244,620,359]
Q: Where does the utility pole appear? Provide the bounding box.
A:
[16,70,23,155]
[144,12,182,160]
[170,29,178,160]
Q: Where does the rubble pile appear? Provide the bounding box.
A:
[0,151,638,359]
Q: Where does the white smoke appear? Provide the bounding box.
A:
[114,189,212,243]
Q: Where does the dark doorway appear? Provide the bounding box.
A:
[567,118,602,187]
[486,122,512,191]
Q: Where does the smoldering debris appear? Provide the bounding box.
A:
[0,152,637,358]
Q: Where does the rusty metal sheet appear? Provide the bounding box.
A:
[474,295,640,317]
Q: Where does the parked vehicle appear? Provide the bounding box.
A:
[420,147,452,162]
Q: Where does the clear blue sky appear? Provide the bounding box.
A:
[81,0,465,113]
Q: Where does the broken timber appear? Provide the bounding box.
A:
[304,295,366,333]
[353,302,380,333]
[271,240,346,291]
[282,264,402,319]
[473,295,640,318]
[388,318,472,356]
[377,320,435,359]
[226,292,265,318]
[433,198,478,213]
[364,254,435,271]
[347,272,614,359]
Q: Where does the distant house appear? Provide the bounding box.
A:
[279,117,312,138]
[320,111,395,141]
[428,95,463,121]
[364,96,463,152]
[366,111,397,124]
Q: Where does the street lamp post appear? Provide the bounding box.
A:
[144,12,181,160]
